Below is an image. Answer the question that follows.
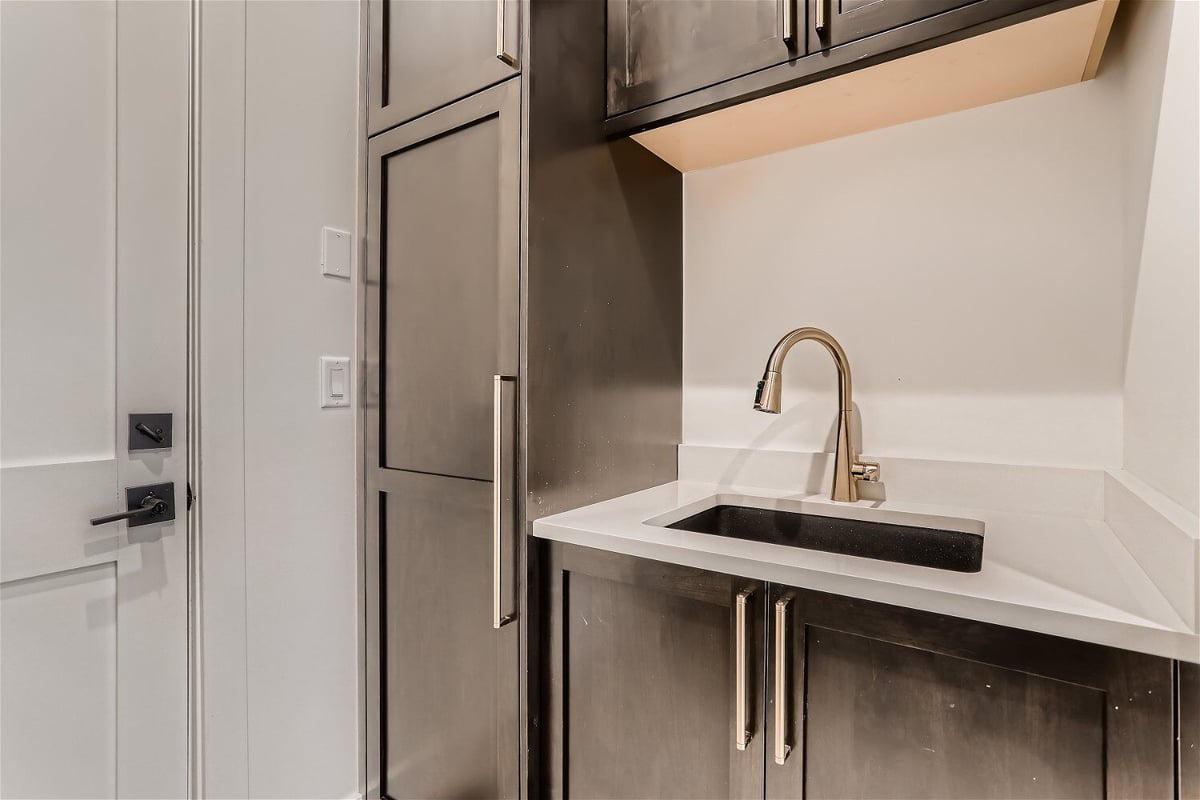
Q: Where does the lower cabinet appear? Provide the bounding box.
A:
[543,544,1178,799]
[543,544,765,799]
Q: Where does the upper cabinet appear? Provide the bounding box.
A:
[611,0,1120,171]
[808,0,979,50]
[368,0,519,135]
[606,0,802,116]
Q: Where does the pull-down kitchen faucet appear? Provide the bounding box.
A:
[754,327,880,502]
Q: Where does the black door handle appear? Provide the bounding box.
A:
[90,482,176,528]
[134,422,165,444]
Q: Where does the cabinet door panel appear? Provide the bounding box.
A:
[368,0,518,135]
[765,587,1175,800]
[544,544,764,799]
[369,79,519,481]
[608,0,799,115]
[379,471,518,800]
[808,0,980,51]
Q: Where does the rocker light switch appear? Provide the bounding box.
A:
[321,357,351,408]
[321,227,351,279]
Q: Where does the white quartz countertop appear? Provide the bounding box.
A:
[532,447,1200,663]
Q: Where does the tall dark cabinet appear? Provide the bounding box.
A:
[362,2,683,798]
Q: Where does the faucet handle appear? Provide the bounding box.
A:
[852,460,881,483]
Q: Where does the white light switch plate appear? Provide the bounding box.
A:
[321,227,351,279]
[320,357,351,408]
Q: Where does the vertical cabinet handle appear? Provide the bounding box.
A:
[781,0,795,44]
[774,596,793,765]
[735,588,754,750]
[493,374,517,629]
[814,0,828,36]
[496,0,516,65]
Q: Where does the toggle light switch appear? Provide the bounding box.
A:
[320,356,351,408]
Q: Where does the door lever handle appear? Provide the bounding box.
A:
[89,482,176,528]
[91,495,168,526]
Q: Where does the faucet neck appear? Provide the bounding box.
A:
[763,327,853,411]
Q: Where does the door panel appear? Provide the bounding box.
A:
[1,564,117,799]
[0,2,190,797]
[804,628,1104,798]
[765,587,1175,800]
[381,472,517,799]
[382,118,498,479]
[368,0,519,135]
[374,79,520,481]
[607,0,800,116]
[545,544,765,800]
[808,0,980,51]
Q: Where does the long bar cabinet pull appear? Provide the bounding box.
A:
[493,374,517,629]
[814,0,828,36]
[781,0,795,44]
[774,595,793,765]
[496,0,516,65]
[735,588,754,750]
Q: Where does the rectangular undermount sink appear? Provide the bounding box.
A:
[666,503,984,573]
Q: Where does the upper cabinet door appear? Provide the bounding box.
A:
[607,0,802,116]
[368,0,519,135]
[807,0,980,51]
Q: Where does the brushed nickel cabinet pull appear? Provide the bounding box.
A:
[735,588,754,750]
[815,0,828,36]
[496,0,516,65]
[493,374,516,629]
[774,596,793,765]
[782,0,795,43]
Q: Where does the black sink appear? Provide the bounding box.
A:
[667,504,983,573]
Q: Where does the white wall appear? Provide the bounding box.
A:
[1122,1,1199,514]
[200,2,361,797]
[683,1,1196,488]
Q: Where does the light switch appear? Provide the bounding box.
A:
[320,357,351,408]
[321,227,351,279]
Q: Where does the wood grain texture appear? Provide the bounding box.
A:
[382,474,508,799]
[631,0,1115,171]
[765,586,1176,800]
[1181,661,1200,800]
[545,543,764,800]
[367,0,518,135]
[607,0,796,115]
[365,80,522,800]
[804,628,1104,798]
[524,3,683,795]
[524,0,682,533]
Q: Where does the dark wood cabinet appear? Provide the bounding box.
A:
[370,79,520,481]
[543,544,1179,799]
[367,0,519,135]
[605,0,1109,142]
[378,471,518,799]
[363,3,685,798]
[766,586,1174,800]
[1182,661,1200,800]
[365,79,521,800]
[606,0,801,116]
[543,545,765,799]
[806,0,980,51]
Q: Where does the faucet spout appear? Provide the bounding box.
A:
[753,327,879,502]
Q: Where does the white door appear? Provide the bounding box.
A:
[1,1,191,797]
